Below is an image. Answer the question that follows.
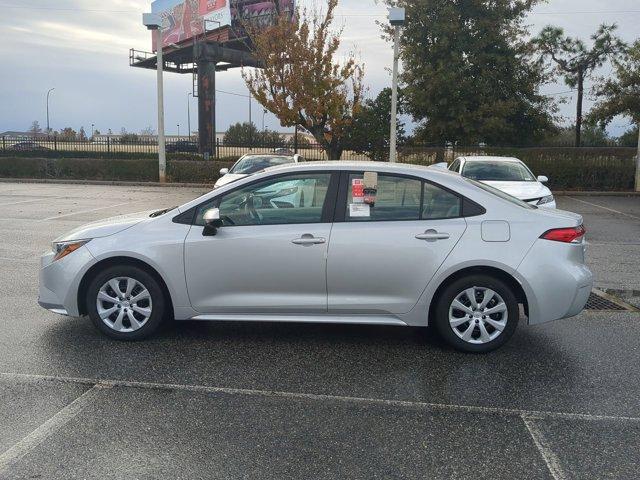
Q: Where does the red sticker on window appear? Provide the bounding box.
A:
[352,179,364,197]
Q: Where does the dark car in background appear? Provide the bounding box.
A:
[9,141,50,151]
[165,140,198,153]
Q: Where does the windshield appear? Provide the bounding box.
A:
[465,178,535,209]
[462,161,536,182]
[229,156,294,175]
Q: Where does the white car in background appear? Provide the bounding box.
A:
[214,153,304,188]
[449,156,556,208]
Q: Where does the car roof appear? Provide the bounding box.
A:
[240,153,294,159]
[458,156,522,163]
[261,160,460,181]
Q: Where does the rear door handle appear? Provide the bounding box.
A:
[415,230,450,241]
[292,234,326,245]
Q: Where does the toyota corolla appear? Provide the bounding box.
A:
[38,162,592,352]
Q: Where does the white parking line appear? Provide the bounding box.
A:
[42,201,134,221]
[0,384,107,474]
[522,416,568,480]
[567,196,640,221]
[0,198,44,207]
[1,371,639,424]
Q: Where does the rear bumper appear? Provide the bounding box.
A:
[517,239,592,325]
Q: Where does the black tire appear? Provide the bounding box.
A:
[433,274,519,353]
[86,265,166,340]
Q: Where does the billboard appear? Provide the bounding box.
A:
[151,0,294,50]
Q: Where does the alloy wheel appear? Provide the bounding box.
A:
[448,286,508,344]
[96,277,152,333]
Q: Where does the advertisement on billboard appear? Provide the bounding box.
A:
[150,0,295,50]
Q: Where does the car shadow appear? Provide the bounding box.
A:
[33,313,589,415]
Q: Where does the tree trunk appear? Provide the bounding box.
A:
[327,144,343,160]
[575,68,584,147]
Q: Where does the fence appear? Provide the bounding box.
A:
[0,135,374,161]
[1,135,636,190]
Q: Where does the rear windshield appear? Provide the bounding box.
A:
[462,161,536,182]
[465,178,536,209]
[229,156,294,174]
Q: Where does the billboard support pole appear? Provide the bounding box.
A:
[197,60,216,158]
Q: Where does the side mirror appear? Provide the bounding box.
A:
[219,168,229,176]
[537,175,548,183]
[202,208,223,236]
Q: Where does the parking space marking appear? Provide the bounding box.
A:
[566,196,640,221]
[522,416,568,480]
[0,384,108,474]
[0,199,45,207]
[42,201,136,221]
[2,371,640,424]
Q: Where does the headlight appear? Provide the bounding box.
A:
[52,239,91,261]
[537,195,554,205]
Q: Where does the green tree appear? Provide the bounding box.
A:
[533,24,625,146]
[617,126,639,147]
[223,122,260,145]
[347,88,405,161]
[259,129,285,145]
[587,40,640,140]
[385,0,555,147]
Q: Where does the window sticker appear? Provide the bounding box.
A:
[349,203,370,217]
[352,178,364,203]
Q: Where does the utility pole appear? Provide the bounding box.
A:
[248,94,253,149]
[46,88,55,135]
[635,123,640,192]
[143,13,166,182]
[388,8,405,163]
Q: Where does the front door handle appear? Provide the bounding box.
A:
[415,229,450,241]
[292,234,326,245]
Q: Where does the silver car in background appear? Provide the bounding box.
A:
[38,162,592,352]
[214,153,304,188]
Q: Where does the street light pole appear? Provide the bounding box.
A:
[249,95,253,149]
[388,8,405,163]
[144,13,166,183]
[177,124,180,137]
[187,92,192,140]
[635,123,640,192]
[46,88,55,135]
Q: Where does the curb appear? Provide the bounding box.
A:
[0,178,212,188]
[554,191,640,196]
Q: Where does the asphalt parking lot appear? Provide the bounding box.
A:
[0,181,639,479]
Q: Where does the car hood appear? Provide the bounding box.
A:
[55,210,155,242]
[482,180,550,200]
[214,173,248,188]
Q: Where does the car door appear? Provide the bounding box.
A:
[327,171,467,314]
[184,171,338,314]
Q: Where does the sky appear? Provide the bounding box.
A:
[0,0,638,139]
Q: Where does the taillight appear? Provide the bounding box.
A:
[540,225,586,243]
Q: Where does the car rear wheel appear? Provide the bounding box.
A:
[433,274,519,353]
[86,265,166,340]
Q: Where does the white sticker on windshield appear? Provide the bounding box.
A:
[349,203,370,217]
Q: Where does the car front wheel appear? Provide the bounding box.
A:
[433,274,519,353]
[86,265,166,340]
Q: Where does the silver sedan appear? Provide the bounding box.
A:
[38,162,592,352]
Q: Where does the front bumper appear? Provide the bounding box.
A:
[38,246,95,317]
